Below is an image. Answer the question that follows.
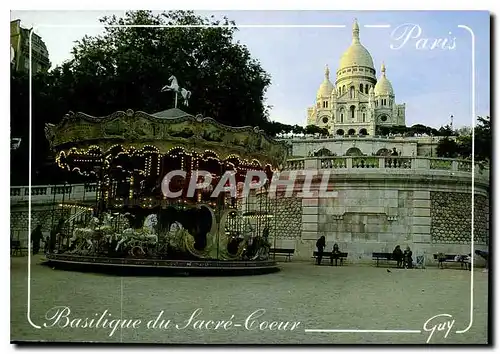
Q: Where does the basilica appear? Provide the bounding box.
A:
[306,19,406,136]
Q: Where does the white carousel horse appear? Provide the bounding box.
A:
[167,221,184,248]
[180,88,191,107]
[160,75,191,108]
[115,228,135,251]
[161,75,179,93]
[143,214,158,233]
[69,216,99,250]
[115,214,158,251]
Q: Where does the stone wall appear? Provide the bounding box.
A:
[10,208,73,246]
[298,189,416,261]
[430,192,489,245]
[254,194,302,248]
[293,184,489,264]
[280,136,446,157]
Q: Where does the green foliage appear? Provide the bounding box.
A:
[474,116,491,161]
[11,10,274,185]
[435,116,491,161]
[375,124,453,137]
[304,125,328,136]
[436,137,459,158]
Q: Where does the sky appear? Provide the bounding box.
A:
[10,10,490,129]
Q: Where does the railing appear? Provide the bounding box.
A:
[10,183,98,204]
[283,156,489,177]
[10,157,489,205]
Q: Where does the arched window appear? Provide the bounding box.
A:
[376,148,391,156]
[342,85,346,94]
[350,86,355,99]
[365,84,369,94]
[340,113,344,122]
[362,113,366,122]
[336,129,345,136]
[315,148,333,157]
[350,105,356,119]
[359,83,363,92]
[359,128,368,136]
[347,130,356,137]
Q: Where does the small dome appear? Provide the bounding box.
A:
[317,64,334,98]
[338,19,375,70]
[374,63,394,96]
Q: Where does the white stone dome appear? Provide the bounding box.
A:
[374,63,394,96]
[338,20,375,70]
[317,65,334,97]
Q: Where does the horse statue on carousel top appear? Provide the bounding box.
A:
[161,75,191,108]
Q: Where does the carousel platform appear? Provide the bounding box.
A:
[42,253,280,276]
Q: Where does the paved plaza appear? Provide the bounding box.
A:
[11,255,488,344]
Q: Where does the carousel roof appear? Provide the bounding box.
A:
[152,108,192,119]
[45,108,289,168]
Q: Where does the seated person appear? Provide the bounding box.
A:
[330,243,341,266]
[392,245,403,268]
[403,246,413,269]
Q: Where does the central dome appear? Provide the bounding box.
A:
[338,20,375,70]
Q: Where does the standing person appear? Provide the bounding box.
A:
[30,224,43,255]
[316,236,326,265]
[392,245,403,268]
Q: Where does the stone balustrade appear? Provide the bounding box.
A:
[10,183,98,205]
[284,156,488,179]
[10,157,488,206]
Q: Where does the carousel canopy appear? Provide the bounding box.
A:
[45,108,289,168]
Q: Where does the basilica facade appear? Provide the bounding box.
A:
[306,20,406,136]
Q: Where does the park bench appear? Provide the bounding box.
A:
[372,252,398,267]
[269,248,295,262]
[313,251,348,266]
[433,253,471,270]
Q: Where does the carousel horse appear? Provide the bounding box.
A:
[95,212,115,242]
[161,75,179,93]
[69,217,99,252]
[166,221,184,249]
[115,213,158,253]
[180,88,191,107]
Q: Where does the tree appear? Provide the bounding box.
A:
[435,116,490,161]
[291,125,304,135]
[436,137,459,158]
[55,10,272,126]
[474,116,491,161]
[11,10,274,185]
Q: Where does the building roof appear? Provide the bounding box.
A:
[151,108,192,119]
[338,19,375,71]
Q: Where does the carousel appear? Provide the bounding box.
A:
[43,97,289,274]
